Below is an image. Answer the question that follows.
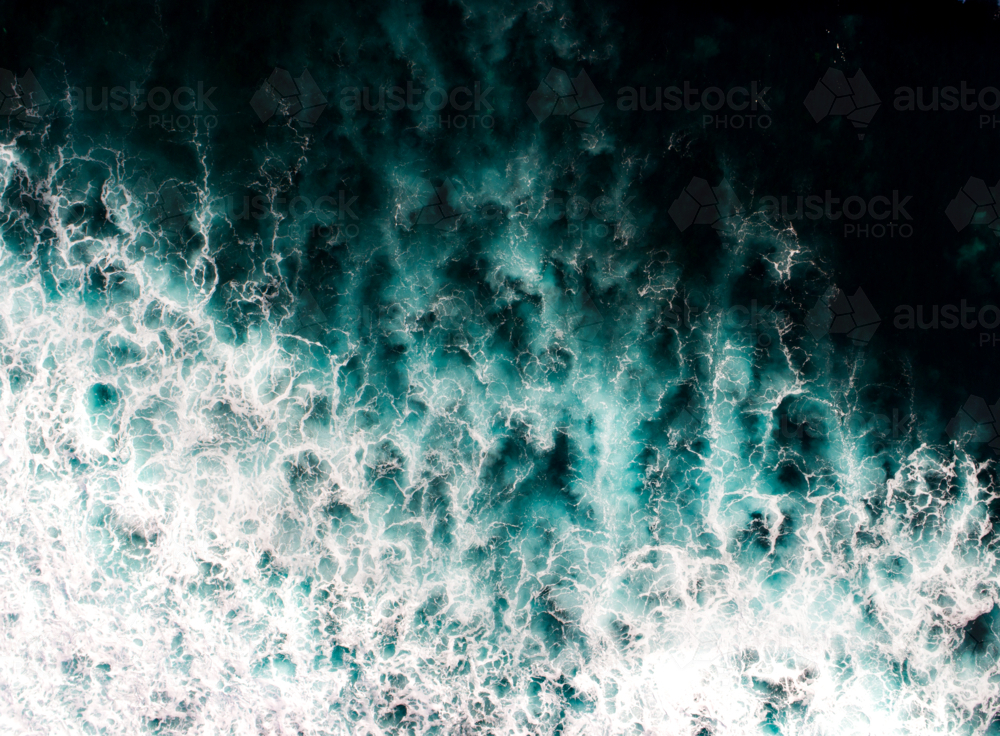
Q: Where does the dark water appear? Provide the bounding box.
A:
[2,1,1000,733]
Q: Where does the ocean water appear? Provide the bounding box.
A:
[3,2,1000,734]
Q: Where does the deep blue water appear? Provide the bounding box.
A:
[3,1,1000,734]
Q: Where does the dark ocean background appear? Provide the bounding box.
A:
[3,1,1000,733]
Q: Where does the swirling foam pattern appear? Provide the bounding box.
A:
[1,2,1000,734]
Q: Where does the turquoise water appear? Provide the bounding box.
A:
[2,2,1000,734]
